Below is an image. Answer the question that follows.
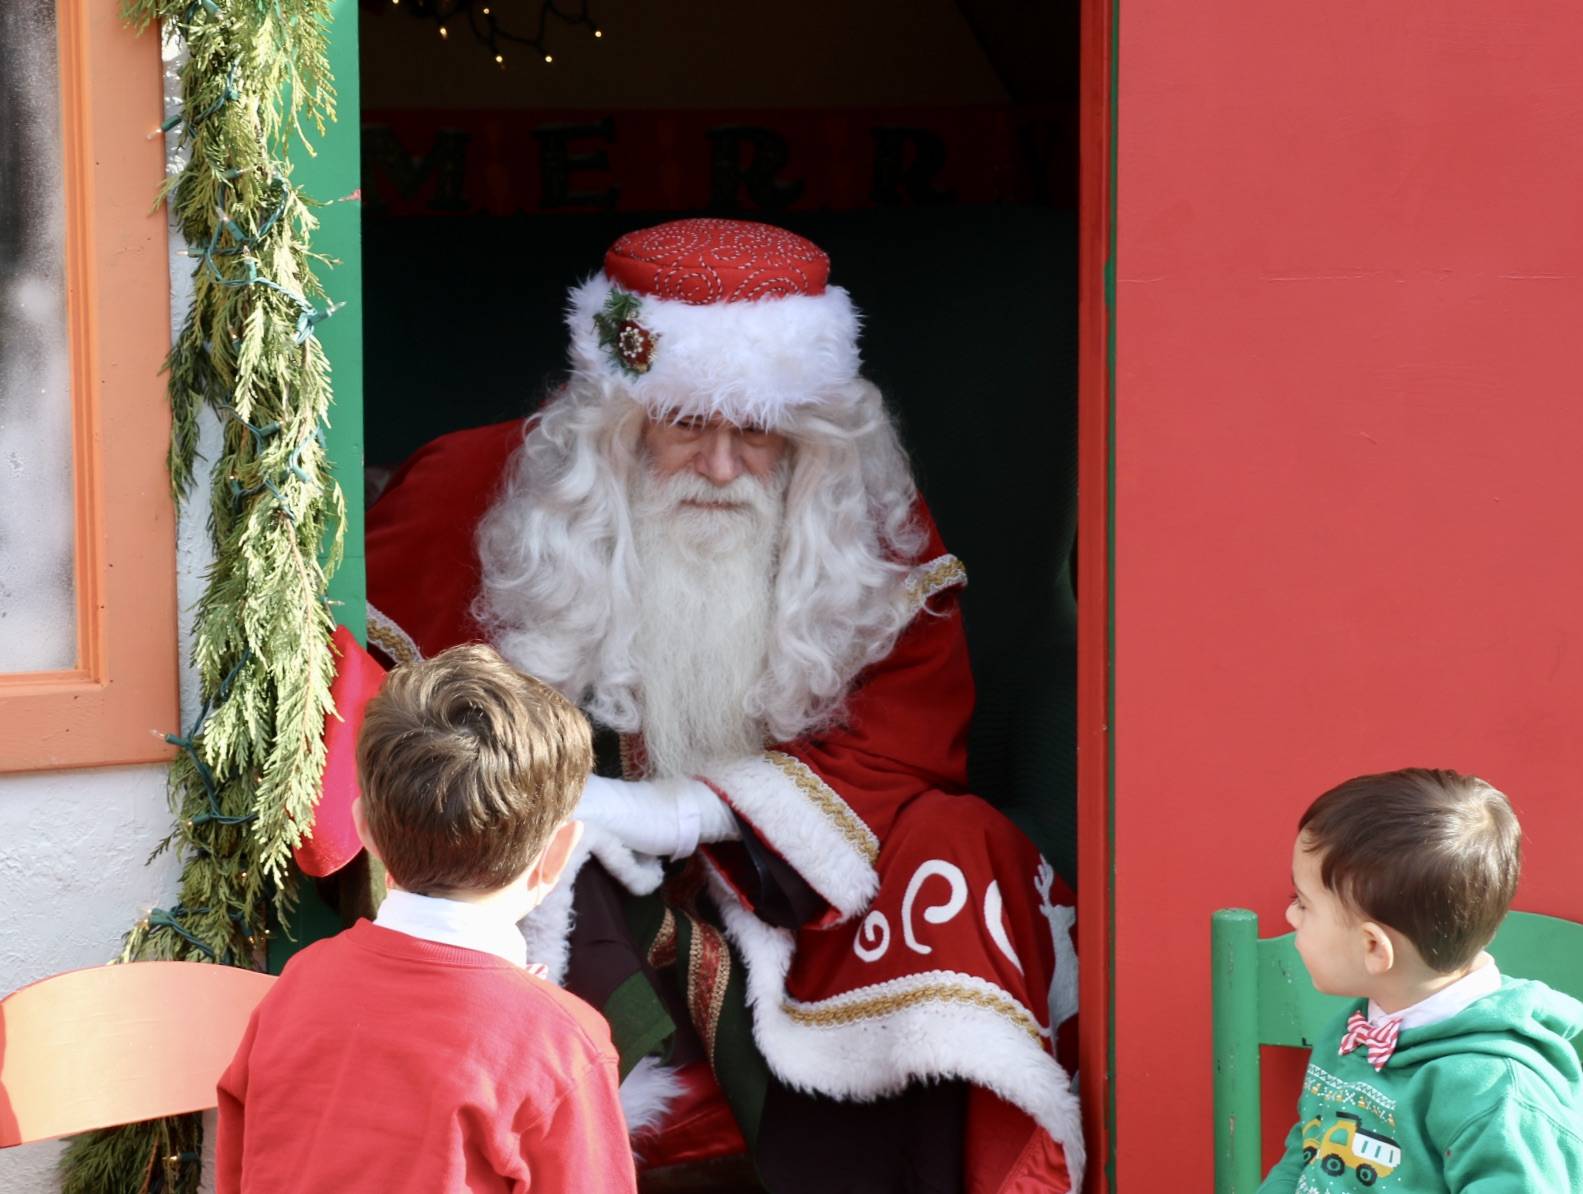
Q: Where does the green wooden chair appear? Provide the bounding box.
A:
[1211,907,1583,1193]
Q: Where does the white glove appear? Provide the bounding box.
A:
[577,773,739,859]
[576,821,665,896]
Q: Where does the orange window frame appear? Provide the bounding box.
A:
[0,1,177,774]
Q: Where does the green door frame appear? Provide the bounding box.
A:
[270,0,363,970]
[295,0,365,646]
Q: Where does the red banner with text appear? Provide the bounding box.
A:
[362,106,1075,216]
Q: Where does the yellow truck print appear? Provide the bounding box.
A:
[1302,1112,1401,1186]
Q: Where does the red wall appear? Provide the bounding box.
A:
[1112,0,1583,1185]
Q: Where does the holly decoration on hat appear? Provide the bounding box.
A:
[593,288,659,375]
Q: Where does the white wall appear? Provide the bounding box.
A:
[0,769,190,1189]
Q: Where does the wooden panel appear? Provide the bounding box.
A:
[1075,0,1115,1186]
[0,962,273,1146]
[1112,0,1583,1184]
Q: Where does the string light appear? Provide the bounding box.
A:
[383,0,603,67]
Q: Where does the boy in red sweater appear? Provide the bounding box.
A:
[217,644,637,1193]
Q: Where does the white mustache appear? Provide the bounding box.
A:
[650,468,782,512]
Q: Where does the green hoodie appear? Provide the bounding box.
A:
[1259,978,1583,1193]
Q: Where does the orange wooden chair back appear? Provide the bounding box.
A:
[0,961,274,1148]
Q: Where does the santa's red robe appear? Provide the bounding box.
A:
[360,419,1083,1192]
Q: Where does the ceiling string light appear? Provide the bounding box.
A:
[382,0,603,69]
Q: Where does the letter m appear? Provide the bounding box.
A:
[361,125,472,214]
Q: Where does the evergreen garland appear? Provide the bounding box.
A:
[60,3,342,1190]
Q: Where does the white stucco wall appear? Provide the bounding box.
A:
[0,768,191,1189]
[0,28,222,1191]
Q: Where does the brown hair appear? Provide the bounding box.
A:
[355,643,592,897]
[1299,768,1521,972]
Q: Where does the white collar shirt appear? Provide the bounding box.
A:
[373,888,528,968]
[1366,952,1502,1031]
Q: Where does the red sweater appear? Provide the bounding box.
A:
[217,920,637,1193]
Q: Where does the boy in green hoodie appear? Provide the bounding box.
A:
[1260,768,1583,1192]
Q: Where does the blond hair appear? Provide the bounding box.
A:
[355,643,592,896]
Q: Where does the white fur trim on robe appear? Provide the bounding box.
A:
[620,1057,686,1148]
[517,823,663,985]
[698,751,880,921]
[703,866,1086,1192]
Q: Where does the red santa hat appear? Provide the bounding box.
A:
[565,218,861,428]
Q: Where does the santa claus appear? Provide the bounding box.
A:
[358,218,1082,1192]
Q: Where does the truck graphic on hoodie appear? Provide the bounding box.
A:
[1302,1112,1401,1185]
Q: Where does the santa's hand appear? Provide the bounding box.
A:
[577,773,739,859]
[575,821,665,896]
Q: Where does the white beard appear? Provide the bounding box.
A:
[628,464,785,779]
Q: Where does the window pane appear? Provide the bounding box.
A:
[0,0,76,672]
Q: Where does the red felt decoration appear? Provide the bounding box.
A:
[295,624,387,878]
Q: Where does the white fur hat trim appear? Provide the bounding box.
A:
[565,272,862,428]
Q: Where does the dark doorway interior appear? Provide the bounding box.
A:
[358,0,1080,880]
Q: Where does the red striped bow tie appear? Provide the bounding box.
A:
[1339,1011,1401,1071]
